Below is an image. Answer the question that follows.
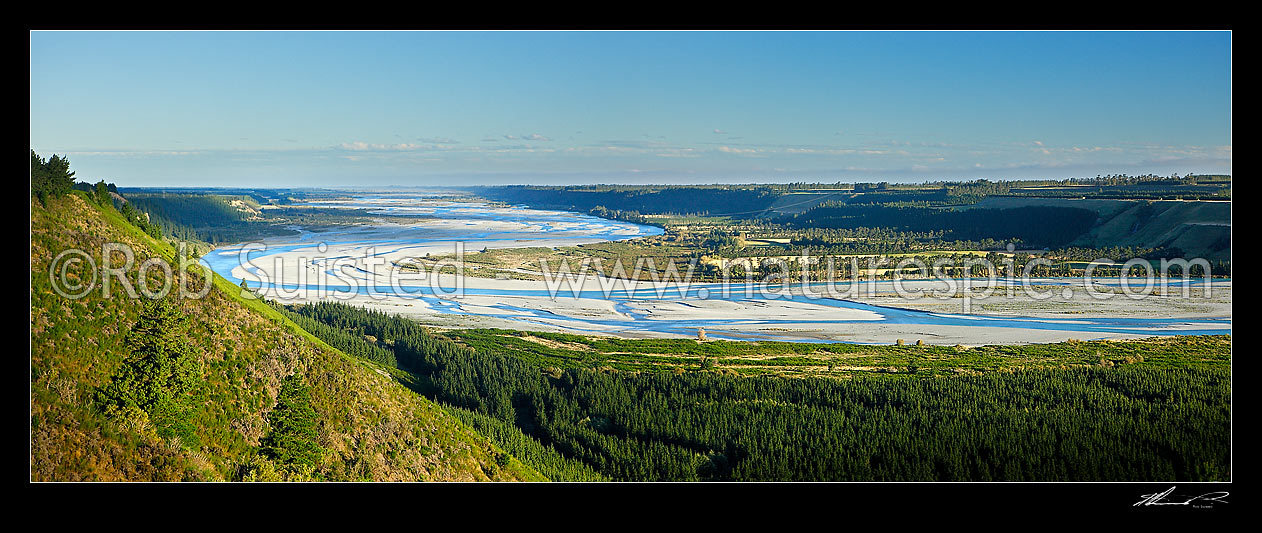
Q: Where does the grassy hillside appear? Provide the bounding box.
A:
[756,190,854,217]
[971,197,1230,260]
[1079,201,1230,261]
[30,192,542,481]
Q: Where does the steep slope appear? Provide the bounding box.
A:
[30,193,542,481]
[969,197,1231,260]
[755,190,853,217]
[1076,201,1230,261]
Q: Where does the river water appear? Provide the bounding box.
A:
[205,192,1230,343]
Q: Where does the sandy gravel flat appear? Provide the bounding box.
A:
[216,201,1230,346]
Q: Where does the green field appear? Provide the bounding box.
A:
[445,329,1229,377]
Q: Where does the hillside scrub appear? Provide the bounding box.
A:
[31,192,540,481]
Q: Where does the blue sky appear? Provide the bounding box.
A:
[30,30,1231,187]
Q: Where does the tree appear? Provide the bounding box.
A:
[31,150,76,205]
[94,298,204,445]
[261,374,323,469]
[93,180,111,207]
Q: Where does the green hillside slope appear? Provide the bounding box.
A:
[30,192,542,481]
[1077,201,1230,261]
[970,197,1230,260]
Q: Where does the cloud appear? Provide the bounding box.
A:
[655,151,701,158]
[596,139,672,149]
[64,150,201,157]
[502,133,552,141]
[337,141,471,152]
[713,129,727,134]
[1134,155,1233,169]
[338,141,440,151]
[781,147,893,156]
